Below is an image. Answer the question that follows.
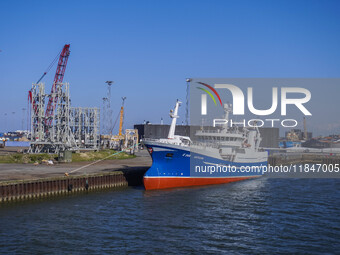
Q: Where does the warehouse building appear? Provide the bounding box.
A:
[134,124,279,148]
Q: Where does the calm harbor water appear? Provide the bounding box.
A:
[0,178,339,254]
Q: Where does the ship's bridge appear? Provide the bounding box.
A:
[195,129,246,148]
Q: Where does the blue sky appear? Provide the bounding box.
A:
[0,0,340,135]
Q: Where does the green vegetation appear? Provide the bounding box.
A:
[71,149,135,162]
[0,153,57,164]
[0,149,135,164]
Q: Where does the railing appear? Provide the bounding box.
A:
[196,130,244,136]
[142,138,250,150]
[141,138,189,146]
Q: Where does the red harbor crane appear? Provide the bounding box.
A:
[44,44,70,128]
[28,44,71,130]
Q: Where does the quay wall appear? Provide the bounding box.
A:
[268,154,340,166]
[0,169,146,203]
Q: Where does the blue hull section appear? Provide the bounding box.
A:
[144,143,267,179]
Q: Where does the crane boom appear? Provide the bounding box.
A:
[118,97,126,136]
[44,44,70,128]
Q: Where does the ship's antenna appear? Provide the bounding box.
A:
[223,103,232,130]
[168,100,181,139]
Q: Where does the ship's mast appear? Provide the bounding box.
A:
[223,103,232,130]
[168,100,181,139]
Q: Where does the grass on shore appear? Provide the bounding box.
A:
[0,149,135,164]
[71,150,135,162]
[0,153,56,164]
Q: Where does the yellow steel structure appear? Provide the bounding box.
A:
[118,97,126,137]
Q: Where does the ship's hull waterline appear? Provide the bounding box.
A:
[143,141,267,190]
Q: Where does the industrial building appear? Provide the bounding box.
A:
[134,124,279,148]
[285,129,313,141]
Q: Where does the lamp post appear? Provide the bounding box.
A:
[185,78,192,126]
[105,81,114,135]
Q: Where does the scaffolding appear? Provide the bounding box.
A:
[30,82,46,145]
[28,82,100,153]
[69,107,100,150]
[124,129,138,152]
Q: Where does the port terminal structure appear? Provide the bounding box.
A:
[26,44,100,154]
[28,82,100,153]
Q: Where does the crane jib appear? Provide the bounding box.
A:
[44,44,70,129]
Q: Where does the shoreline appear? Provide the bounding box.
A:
[0,150,151,202]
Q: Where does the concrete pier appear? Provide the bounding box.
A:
[2,150,338,202]
[268,153,340,166]
[0,151,151,203]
